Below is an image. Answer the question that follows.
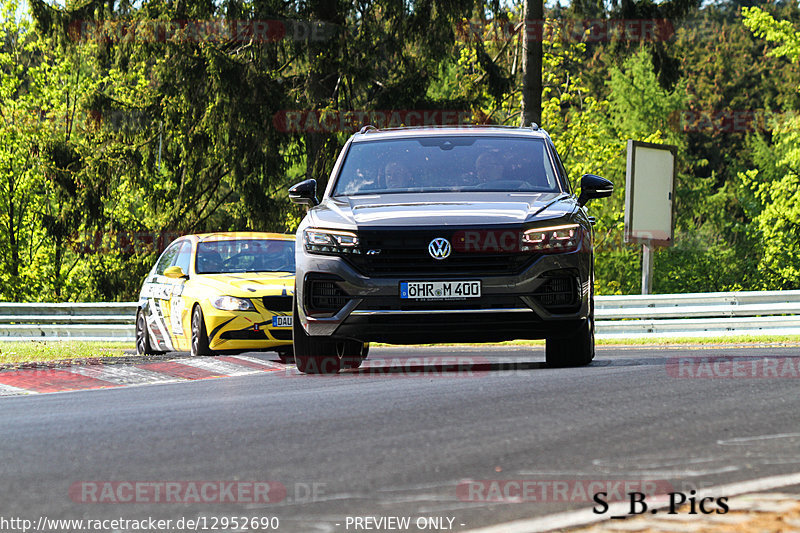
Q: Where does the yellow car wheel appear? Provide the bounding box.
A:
[191,306,212,357]
[135,310,158,355]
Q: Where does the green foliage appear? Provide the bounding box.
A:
[738,7,800,289]
[743,6,800,61]
[2,0,800,302]
[0,1,61,300]
[589,50,683,294]
[739,119,800,289]
[608,52,684,145]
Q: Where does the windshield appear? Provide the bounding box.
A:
[195,239,295,274]
[332,136,562,196]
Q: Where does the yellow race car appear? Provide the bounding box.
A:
[135,232,295,360]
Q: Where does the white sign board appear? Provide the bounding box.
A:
[624,140,676,247]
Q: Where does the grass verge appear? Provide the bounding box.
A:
[0,341,134,365]
[596,334,800,346]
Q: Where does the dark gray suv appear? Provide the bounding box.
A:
[289,126,613,374]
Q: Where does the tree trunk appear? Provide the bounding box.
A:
[304,0,344,188]
[7,173,18,277]
[53,233,63,300]
[521,0,543,127]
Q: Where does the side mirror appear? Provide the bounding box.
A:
[289,179,320,207]
[577,174,613,207]
[163,266,188,279]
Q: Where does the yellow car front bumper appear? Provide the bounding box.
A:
[202,302,292,352]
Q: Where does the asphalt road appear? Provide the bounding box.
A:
[1,344,799,532]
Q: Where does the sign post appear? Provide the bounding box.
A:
[641,244,654,295]
[624,140,677,295]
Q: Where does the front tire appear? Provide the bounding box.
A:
[292,303,365,374]
[135,309,158,355]
[276,347,293,364]
[545,318,595,367]
[191,305,212,357]
[340,340,367,369]
[292,302,340,374]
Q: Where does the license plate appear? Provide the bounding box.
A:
[400,281,481,300]
[272,315,293,328]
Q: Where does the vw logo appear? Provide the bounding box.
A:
[428,238,451,260]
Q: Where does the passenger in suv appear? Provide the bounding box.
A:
[289,125,613,374]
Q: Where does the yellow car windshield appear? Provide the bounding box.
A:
[195,239,295,274]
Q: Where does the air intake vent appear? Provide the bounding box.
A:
[308,280,350,313]
[270,329,293,341]
[220,330,265,340]
[533,277,578,310]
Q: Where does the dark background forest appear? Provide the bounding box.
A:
[1,0,800,301]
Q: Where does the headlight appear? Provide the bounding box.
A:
[211,295,256,312]
[304,228,361,255]
[521,224,581,253]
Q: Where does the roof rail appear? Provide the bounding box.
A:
[354,124,549,134]
[367,124,524,132]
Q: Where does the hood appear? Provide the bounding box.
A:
[193,272,294,296]
[310,192,577,228]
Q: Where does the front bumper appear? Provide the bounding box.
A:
[296,249,592,344]
[203,304,293,351]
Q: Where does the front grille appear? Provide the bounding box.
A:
[345,229,539,277]
[533,276,578,310]
[308,280,350,313]
[262,295,293,312]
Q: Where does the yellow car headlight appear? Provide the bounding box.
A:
[211,295,256,312]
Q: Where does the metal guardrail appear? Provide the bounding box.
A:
[595,290,800,338]
[0,290,799,342]
[0,303,138,342]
